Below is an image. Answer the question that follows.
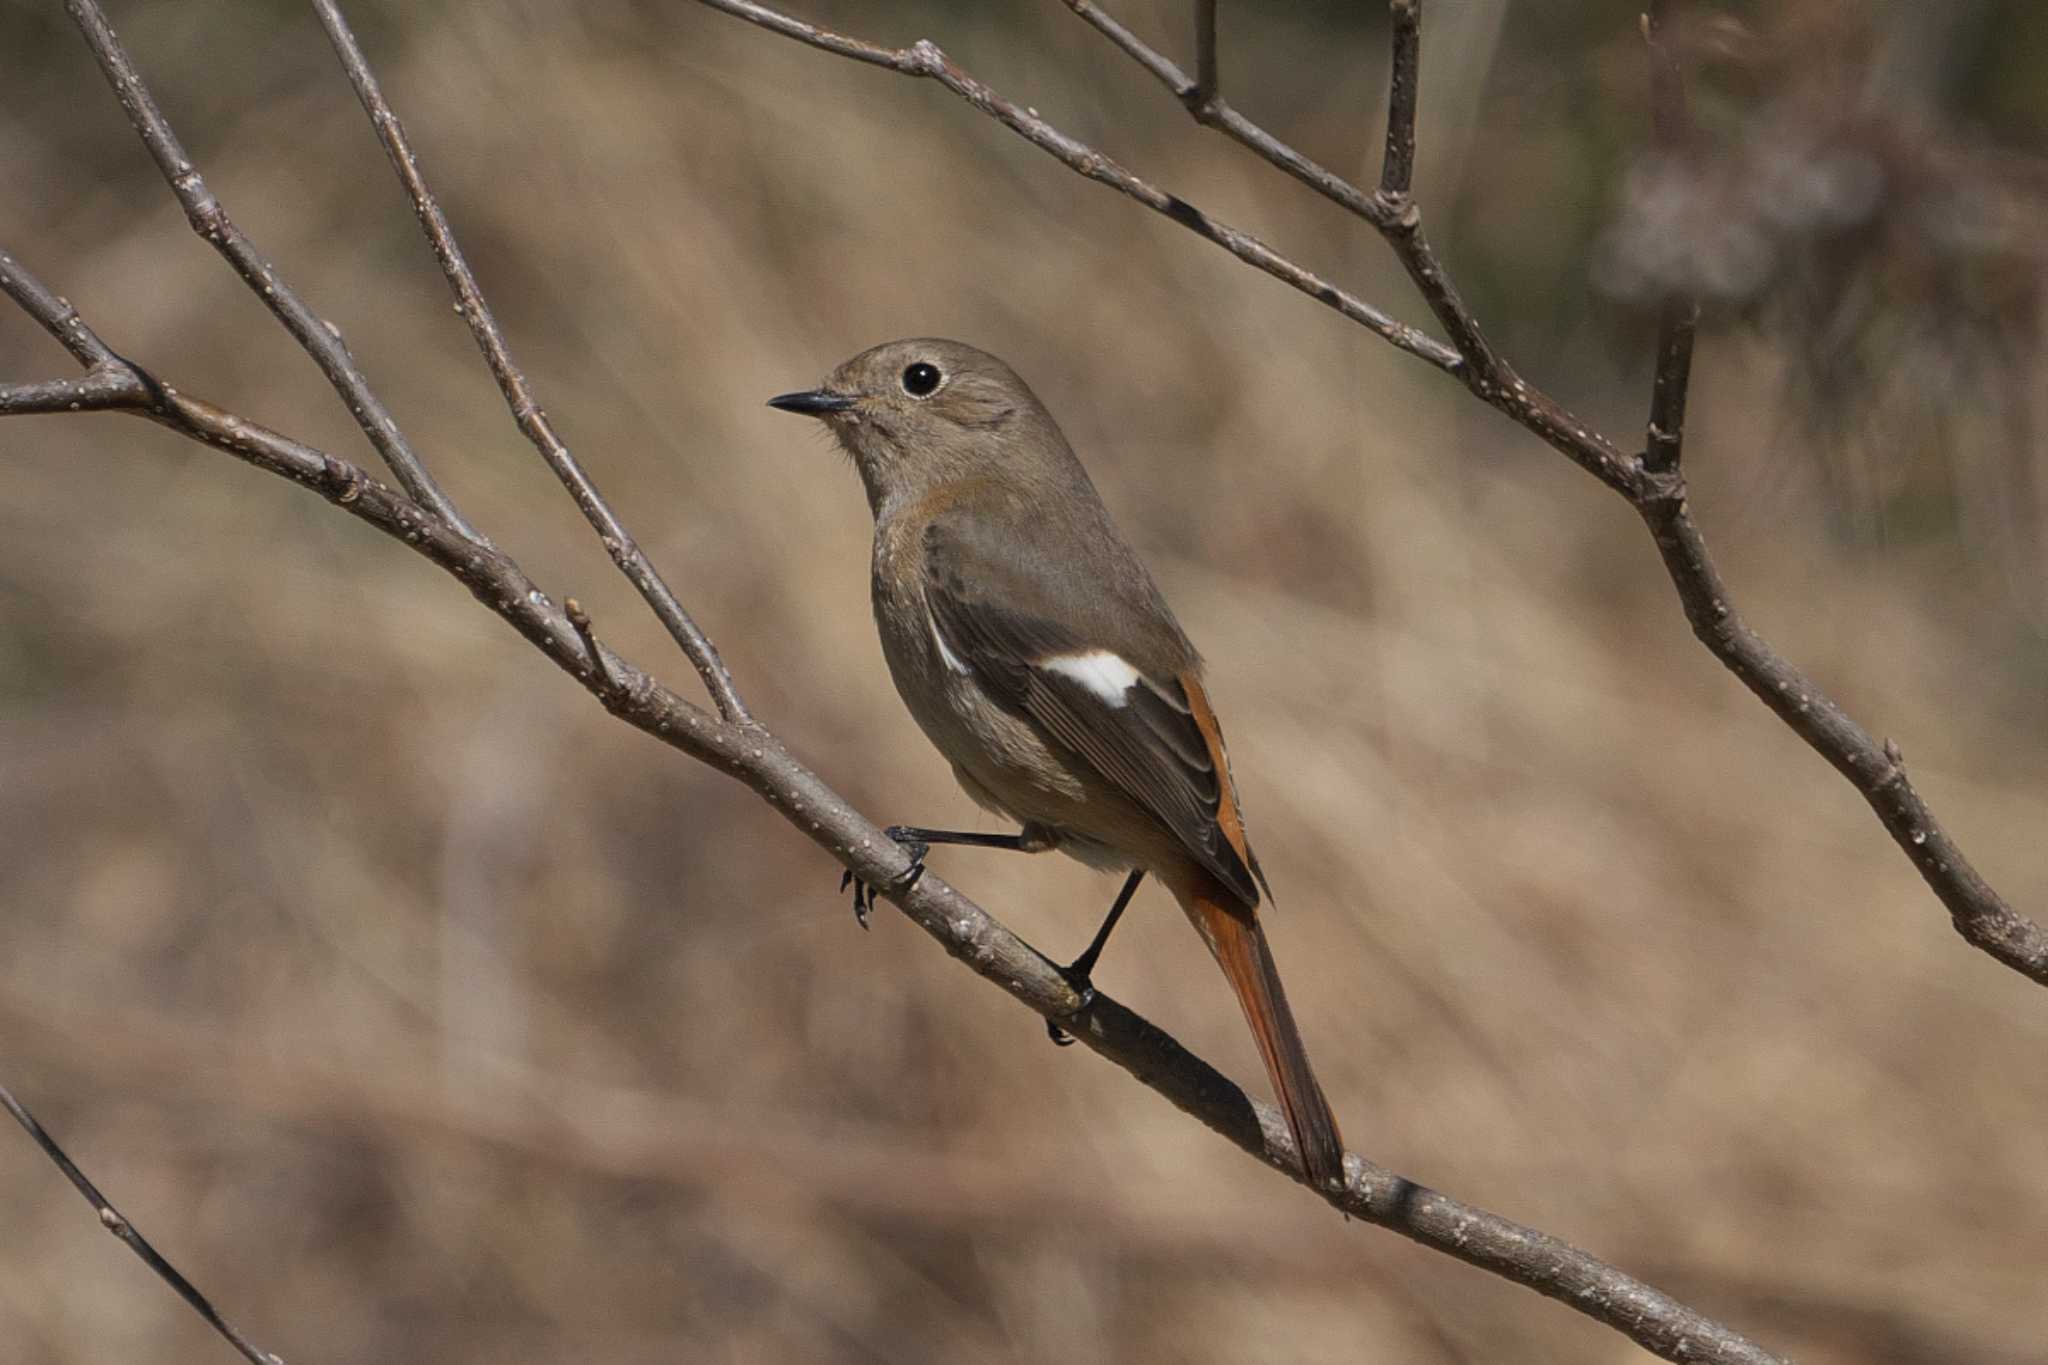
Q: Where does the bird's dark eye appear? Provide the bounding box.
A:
[901,362,942,397]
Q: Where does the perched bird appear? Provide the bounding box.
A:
[768,339,1346,1188]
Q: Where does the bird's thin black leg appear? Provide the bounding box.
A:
[1047,869,1145,1046]
[886,827,1039,854]
[839,826,1041,927]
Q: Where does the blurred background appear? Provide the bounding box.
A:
[3,0,2046,1360]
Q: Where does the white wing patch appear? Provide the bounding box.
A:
[927,606,972,676]
[1040,650,1141,705]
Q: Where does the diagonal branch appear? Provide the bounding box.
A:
[307,0,750,722]
[1,238,1787,1365]
[697,0,2048,988]
[1,1084,283,1365]
[62,0,481,543]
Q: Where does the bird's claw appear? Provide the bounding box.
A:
[1046,971,1097,1047]
[841,828,929,928]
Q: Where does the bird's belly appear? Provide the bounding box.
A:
[887,626,1085,814]
[872,585,1165,873]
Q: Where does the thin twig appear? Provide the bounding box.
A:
[706,0,2048,986]
[1366,0,1502,380]
[0,248,122,367]
[308,0,750,722]
[1379,0,1420,197]
[1193,0,1217,101]
[0,250,152,416]
[2,243,1785,1365]
[61,0,481,543]
[1065,0,1508,393]
[695,0,1457,374]
[1,1084,284,1365]
[1642,0,1698,476]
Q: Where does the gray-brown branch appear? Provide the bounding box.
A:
[695,0,2048,988]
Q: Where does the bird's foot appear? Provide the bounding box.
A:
[838,825,930,928]
[1045,965,1097,1047]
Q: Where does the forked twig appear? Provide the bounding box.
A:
[693,0,1458,371]
[1066,0,1507,393]
[63,0,480,543]
[309,0,750,722]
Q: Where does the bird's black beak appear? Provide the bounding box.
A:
[767,389,856,416]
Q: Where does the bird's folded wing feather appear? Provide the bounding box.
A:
[921,513,1261,906]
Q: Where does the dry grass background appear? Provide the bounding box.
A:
[3,1,2047,1361]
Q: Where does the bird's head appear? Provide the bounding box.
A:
[768,337,1073,516]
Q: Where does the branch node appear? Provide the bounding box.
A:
[1372,188,1418,228]
[1639,464,1687,511]
[320,454,367,505]
[1177,84,1223,125]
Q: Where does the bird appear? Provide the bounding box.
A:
[767,338,1346,1189]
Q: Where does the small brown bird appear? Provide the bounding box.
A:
[769,339,1346,1188]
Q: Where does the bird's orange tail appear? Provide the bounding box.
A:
[1177,876,1346,1188]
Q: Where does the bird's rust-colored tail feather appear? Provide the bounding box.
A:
[1177,876,1346,1188]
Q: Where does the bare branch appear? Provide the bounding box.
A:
[61,0,481,543]
[1,1084,283,1365]
[697,0,1457,373]
[2,240,1786,1365]
[1642,1,1698,475]
[1065,0,1508,394]
[308,0,750,722]
[1193,0,1217,102]
[710,0,2048,987]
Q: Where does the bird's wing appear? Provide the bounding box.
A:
[921,513,1263,907]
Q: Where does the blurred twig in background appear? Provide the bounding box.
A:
[1595,0,2048,615]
